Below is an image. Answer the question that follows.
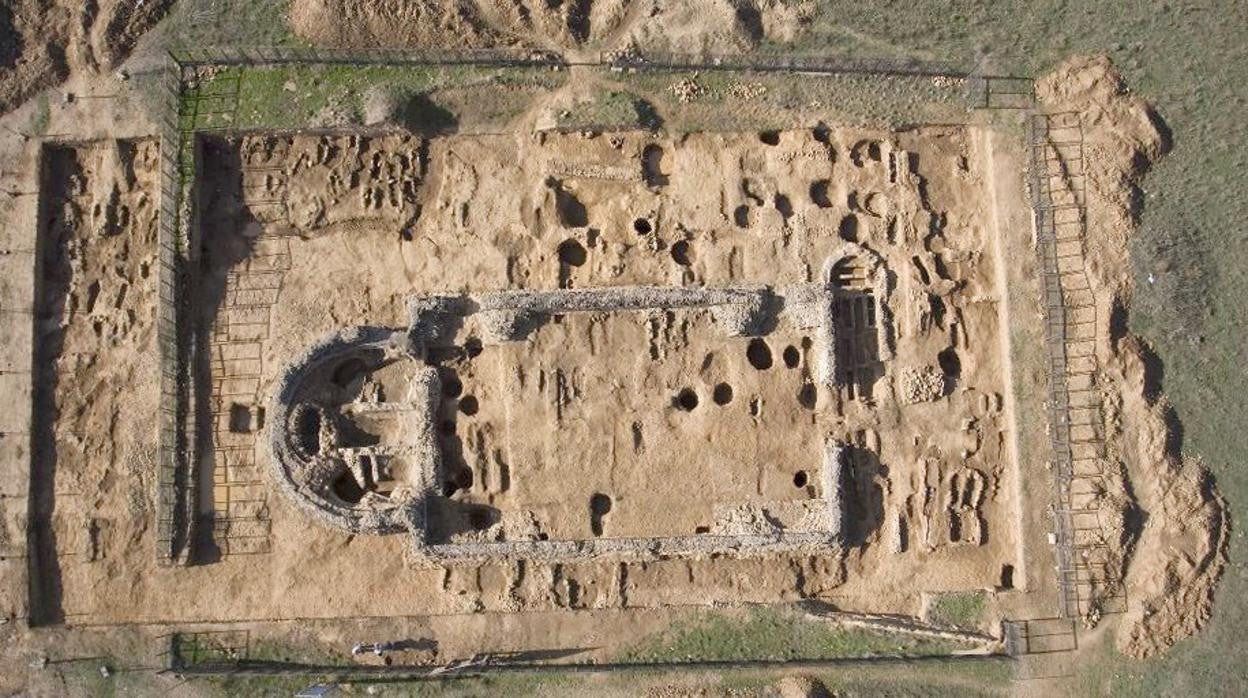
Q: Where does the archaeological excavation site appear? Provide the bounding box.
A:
[0,2,1236,693]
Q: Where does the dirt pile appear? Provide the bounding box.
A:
[625,0,813,54]
[773,675,833,698]
[288,0,501,50]
[287,0,812,53]
[1036,55,1169,295]
[0,0,172,115]
[1112,339,1228,659]
[1036,55,1228,657]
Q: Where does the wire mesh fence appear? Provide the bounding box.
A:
[154,56,195,566]
[164,44,1018,81]
[162,630,252,671]
[1026,111,1124,621]
[600,50,974,79]
[170,45,567,69]
[1027,112,1083,620]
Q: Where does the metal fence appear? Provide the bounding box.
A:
[1026,111,1123,620]
[163,45,1026,82]
[600,50,973,79]
[169,45,567,69]
[1002,617,1077,656]
[162,629,252,670]
[154,57,195,566]
[165,645,1009,680]
[973,76,1035,110]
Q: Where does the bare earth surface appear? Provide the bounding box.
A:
[28,139,162,624]
[0,0,172,115]
[25,124,1021,625]
[288,0,813,54]
[0,2,1235,696]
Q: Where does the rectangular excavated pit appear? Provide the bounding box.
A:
[420,299,840,549]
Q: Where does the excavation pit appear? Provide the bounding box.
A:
[19,121,1026,625]
[201,126,1021,573]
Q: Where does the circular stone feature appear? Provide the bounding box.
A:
[269,327,435,535]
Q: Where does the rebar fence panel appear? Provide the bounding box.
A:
[170,45,567,69]
[600,50,972,79]
[1026,111,1125,620]
[155,56,192,566]
[204,224,290,557]
[164,629,252,671]
[1003,617,1078,655]
[977,76,1036,110]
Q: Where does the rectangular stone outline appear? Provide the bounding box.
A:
[405,283,859,561]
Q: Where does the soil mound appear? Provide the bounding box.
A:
[773,675,832,698]
[287,0,812,52]
[288,0,502,50]
[0,0,172,115]
[625,0,812,54]
[1114,341,1228,659]
[1037,55,1229,657]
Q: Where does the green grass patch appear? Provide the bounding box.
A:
[556,89,661,130]
[174,634,247,667]
[619,607,962,663]
[29,93,50,136]
[202,673,323,697]
[185,64,564,133]
[354,671,579,698]
[189,658,1011,698]
[54,658,121,698]
[741,659,1011,697]
[927,592,987,631]
[244,638,348,667]
[190,669,580,698]
[185,636,348,697]
[603,68,967,131]
[171,54,966,138]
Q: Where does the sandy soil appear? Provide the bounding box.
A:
[288,0,813,54]
[206,125,1018,582]
[9,121,1028,632]
[28,139,162,624]
[0,0,172,116]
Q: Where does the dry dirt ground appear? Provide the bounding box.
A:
[26,139,163,625]
[0,0,172,115]
[0,0,1232,694]
[9,57,1222,668]
[204,124,1018,589]
[288,0,814,55]
[15,124,1021,629]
